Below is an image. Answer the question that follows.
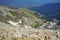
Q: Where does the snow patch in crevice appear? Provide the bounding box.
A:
[7,20,22,27]
[8,21,18,26]
[24,25,32,29]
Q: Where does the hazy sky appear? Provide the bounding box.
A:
[0,0,60,8]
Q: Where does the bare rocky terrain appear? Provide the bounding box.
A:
[0,22,60,40]
[0,6,60,40]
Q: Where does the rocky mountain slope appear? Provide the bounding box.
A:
[0,6,60,40]
[0,6,47,28]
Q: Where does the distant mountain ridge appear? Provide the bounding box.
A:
[29,2,60,20]
[0,0,60,9]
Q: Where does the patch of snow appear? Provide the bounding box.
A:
[24,25,31,29]
[19,20,22,23]
[49,22,56,28]
[25,25,28,28]
[8,21,18,26]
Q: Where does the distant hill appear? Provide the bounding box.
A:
[29,2,60,20]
